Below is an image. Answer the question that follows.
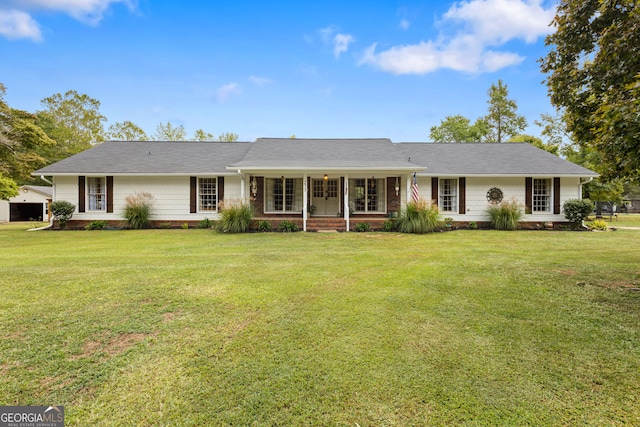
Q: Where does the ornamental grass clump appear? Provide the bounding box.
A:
[123,192,154,229]
[215,200,253,233]
[396,200,440,234]
[487,198,523,230]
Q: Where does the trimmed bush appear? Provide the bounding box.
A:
[85,220,107,230]
[487,199,523,230]
[382,220,395,232]
[123,192,154,229]
[50,200,76,229]
[355,222,371,232]
[563,199,594,227]
[396,200,440,234]
[588,219,608,231]
[278,220,298,232]
[257,220,273,232]
[215,200,253,233]
[197,218,213,229]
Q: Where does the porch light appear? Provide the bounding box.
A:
[323,174,328,181]
[395,177,399,196]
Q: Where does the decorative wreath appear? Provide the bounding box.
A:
[486,187,504,204]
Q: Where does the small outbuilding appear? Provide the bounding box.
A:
[0,185,52,223]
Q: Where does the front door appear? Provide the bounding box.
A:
[312,179,340,216]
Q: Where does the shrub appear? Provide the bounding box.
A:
[50,200,76,229]
[181,223,189,229]
[382,220,395,232]
[85,220,107,230]
[257,220,273,232]
[469,221,478,230]
[396,200,440,234]
[123,192,154,229]
[355,222,371,232]
[563,199,594,226]
[215,200,253,233]
[278,220,298,232]
[197,218,213,229]
[487,199,523,230]
[588,219,608,231]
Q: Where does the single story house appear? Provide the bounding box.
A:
[33,138,597,231]
[0,185,52,223]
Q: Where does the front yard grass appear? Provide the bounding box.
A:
[1,226,639,426]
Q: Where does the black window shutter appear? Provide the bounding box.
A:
[190,177,197,213]
[78,176,85,213]
[106,176,114,213]
[218,176,224,203]
[553,177,561,214]
[525,177,533,213]
[458,177,466,214]
[431,177,439,206]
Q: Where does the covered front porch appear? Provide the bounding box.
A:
[244,173,410,232]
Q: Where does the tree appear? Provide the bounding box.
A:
[36,90,107,161]
[192,129,215,141]
[1,83,55,194]
[429,115,488,142]
[152,122,187,141]
[107,121,148,141]
[218,132,239,142]
[481,80,527,143]
[534,112,572,153]
[541,0,640,181]
[510,134,559,155]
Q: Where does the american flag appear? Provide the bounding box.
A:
[411,172,419,202]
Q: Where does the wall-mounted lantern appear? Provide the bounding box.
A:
[395,177,400,196]
[250,176,258,197]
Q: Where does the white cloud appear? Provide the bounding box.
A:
[317,26,355,59]
[249,76,273,86]
[361,0,554,74]
[216,83,241,103]
[399,19,410,30]
[333,33,354,59]
[0,0,135,40]
[0,9,42,41]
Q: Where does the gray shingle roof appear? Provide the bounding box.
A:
[229,138,418,170]
[34,139,597,177]
[34,141,252,175]
[396,142,598,176]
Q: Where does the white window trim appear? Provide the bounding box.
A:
[87,176,106,212]
[198,177,218,213]
[348,178,387,214]
[264,177,303,214]
[532,178,552,213]
[439,178,458,213]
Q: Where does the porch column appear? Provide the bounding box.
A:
[239,171,245,201]
[344,174,349,232]
[406,173,411,203]
[303,173,308,232]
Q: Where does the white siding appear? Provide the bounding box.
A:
[411,176,582,222]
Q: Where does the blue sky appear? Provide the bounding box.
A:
[0,0,558,142]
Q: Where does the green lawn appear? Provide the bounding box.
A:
[1,224,639,426]
[588,213,640,228]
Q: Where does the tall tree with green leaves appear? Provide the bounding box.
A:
[541,0,640,181]
[482,80,527,143]
[192,129,215,141]
[218,132,239,142]
[152,122,187,141]
[36,90,106,162]
[509,134,559,155]
[1,83,55,197]
[107,121,148,141]
[429,115,488,142]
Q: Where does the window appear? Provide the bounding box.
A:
[533,178,551,212]
[87,177,106,211]
[199,178,217,211]
[349,178,385,213]
[439,179,457,212]
[265,178,303,212]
